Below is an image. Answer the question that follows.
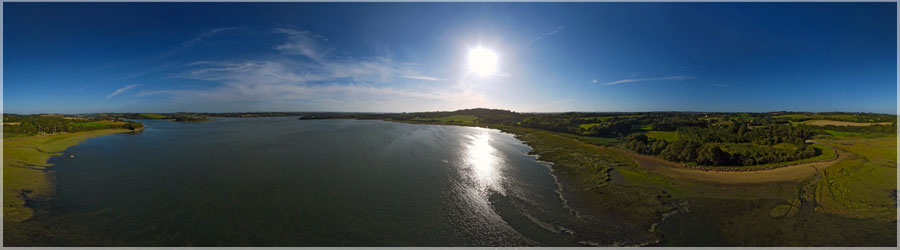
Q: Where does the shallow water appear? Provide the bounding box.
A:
[17,118,593,246]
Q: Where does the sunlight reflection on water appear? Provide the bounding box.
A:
[463,129,506,196]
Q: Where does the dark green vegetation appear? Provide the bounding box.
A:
[625,125,820,166]
[100,113,216,122]
[3,114,143,137]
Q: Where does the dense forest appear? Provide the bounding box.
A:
[3,114,143,136]
[103,113,215,122]
[624,124,819,166]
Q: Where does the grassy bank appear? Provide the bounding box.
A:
[814,136,897,221]
[3,129,131,223]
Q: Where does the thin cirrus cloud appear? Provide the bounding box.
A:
[106,84,141,99]
[156,27,238,60]
[602,76,693,86]
[272,28,334,63]
[526,25,566,46]
[403,75,445,81]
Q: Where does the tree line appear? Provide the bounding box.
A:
[625,123,819,166]
[3,114,143,135]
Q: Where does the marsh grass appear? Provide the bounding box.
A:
[3,129,130,223]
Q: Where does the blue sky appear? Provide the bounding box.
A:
[3,3,897,114]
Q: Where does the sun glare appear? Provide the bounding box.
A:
[467,47,498,76]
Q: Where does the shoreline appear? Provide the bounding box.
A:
[3,129,133,223]
[366,120,671,246]
[354,119,870,245]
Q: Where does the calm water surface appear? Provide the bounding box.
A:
[32,118,597,246]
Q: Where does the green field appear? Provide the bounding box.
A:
[774,114,814,119]
[140,113,168,119]
[631,124,653,130]
[824,130,860,136]
[577,116,613,121]
[578,123,602,129]
[3,129,130,223]
[555,132,620,146]
[645,131,677,142]
[74,120,128,127]
[815,137,897,221]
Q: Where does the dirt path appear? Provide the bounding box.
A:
[549,133,850,184]
[605,146,851,184]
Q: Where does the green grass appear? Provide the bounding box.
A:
[3,133,30,139]
[645,131,677,142]
[630,124,653,131]
[772,142,799,151]
[140,113,167,119]
[774,114,814,119]
[410,115,478,124]
[577,116,613,121]
[824,130,860,136]
[815,155,896,220]
[805,135,898,221]
[578,123,602,129]
[555,133,620,146]
[74,120,128,127]
[3,129,130,223]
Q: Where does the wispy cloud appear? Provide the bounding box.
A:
[157,27,237,60]
[603,76,692,86]
[107,84,141,99]
[714,84,728,87]
[141,62,491,112]
[142,28,485,112]
[591,79,598,84]
[272,28,333,63]
[527,25,566,46]
[403,75,444,81]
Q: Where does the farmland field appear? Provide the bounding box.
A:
[803,120,893,126]
[645,131,677,142]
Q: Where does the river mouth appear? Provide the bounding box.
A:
[4,118,637,246]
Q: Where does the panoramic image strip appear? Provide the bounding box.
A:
[3,2,898,247]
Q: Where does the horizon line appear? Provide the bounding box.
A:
[4,109,897,116]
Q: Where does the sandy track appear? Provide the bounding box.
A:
[607,145,851,184]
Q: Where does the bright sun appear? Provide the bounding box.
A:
[468,47,498,76]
